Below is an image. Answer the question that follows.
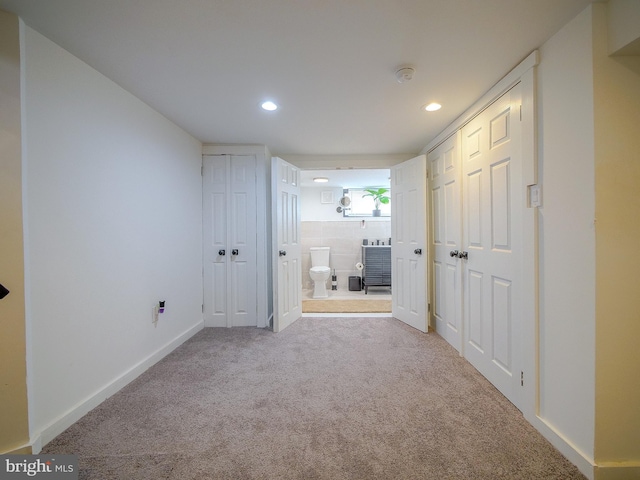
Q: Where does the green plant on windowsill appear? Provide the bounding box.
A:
[362,188,390,217]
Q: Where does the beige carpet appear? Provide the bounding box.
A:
[303,298,391,313]
[42,317,585,480]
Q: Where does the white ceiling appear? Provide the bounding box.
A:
[0,0,595,156]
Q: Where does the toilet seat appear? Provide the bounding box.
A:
[310,266,330,274]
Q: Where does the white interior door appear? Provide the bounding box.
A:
[203,155,257,327]
[429,133,463,352]
[272,157,302,333]
[461,85,523,409]
[391,155,429,332]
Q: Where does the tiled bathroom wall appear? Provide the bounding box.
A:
[302,220,392,290]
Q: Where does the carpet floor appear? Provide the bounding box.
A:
[42,317,585,479]
[302,299,391,313]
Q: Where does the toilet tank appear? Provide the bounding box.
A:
[309,247,330,267]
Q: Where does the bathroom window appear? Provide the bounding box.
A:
[342,188,391,217]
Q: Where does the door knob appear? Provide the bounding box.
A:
[450,250,459,258]
[414,248,422,255]
[231,249,239,256]
[218,249,226,256]
[279,250,287,256]
[458,251,469,259]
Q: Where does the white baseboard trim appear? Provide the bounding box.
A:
[30,321,204,452]
[527,414,595,480]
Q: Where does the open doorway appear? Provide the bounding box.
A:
[299,168,392,315]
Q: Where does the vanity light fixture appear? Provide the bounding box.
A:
[424,102,442,112]
[313,177,329,183]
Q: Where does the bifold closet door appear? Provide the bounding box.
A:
[429,133,463,353]
[461,85,523,409]
[203,155,257,327]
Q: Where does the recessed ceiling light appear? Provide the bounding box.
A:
[261,101,278,111]
[424,102,442,112]
[313,177,329,183]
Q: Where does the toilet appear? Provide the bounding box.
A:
[309,247,331,298]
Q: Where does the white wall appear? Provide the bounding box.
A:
[537,5,596,465]
[22,26,204,446]
[301,186,345,222]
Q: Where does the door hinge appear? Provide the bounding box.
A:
[520,371,524,387]
[202,304,204,313]
[428,303,431,312]
[519,104,522,121]
[201,166,204,176]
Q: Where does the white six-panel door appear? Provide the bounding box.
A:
[272,157,302,333]
[461,85,523,409]
[203,155,257,327]
[391,155,428,332]
[429,133,463,352]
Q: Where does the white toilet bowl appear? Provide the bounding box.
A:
[310,266,331,298]
[309,247,331,298]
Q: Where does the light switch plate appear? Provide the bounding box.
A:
[528,184,542,208]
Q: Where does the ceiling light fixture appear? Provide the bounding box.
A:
[424,102,442,112]
[261,101,278,111]
[313,177,329,183]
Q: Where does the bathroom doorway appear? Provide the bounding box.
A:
[299,168,392,315]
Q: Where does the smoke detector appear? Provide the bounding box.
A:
[395,66,415,83]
